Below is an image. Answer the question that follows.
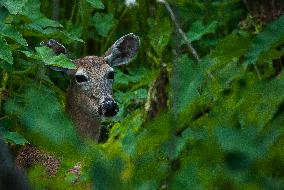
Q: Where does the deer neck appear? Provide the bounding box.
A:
[66,83,101,142]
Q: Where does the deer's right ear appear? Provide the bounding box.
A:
[40,39,67,55]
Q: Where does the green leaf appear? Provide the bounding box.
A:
[210,33,251,66]
[4,86,80,153]
[3,131,29,145]
[258,48,284,63]
[1,0,26,14]
[245,15,284,65]
[32,17,63,28]
[238,75,284,128]
[148,17,172,56]
[0,36,13,64]
[170,163,203,190]
[215,124,281,161]
[92,156,125,190]
[92,13,116,37]
[20,0,43,20]
[186,20,219,43]
[0,23,28,46]
[172,55,203,114]
[86,0,105,9]
[35,46,75,69]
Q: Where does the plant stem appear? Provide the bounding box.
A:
[157,0,201,62]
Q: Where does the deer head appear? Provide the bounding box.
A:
[43,33,140,118]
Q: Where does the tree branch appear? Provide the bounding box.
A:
[157,0,201,62]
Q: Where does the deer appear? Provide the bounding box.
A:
[45,33,140,141]
[15,33,140,176]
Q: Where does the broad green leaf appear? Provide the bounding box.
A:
[148,17,172,56]
[49,54,76,69]
[0,23,28,46]
[215,124,282,161]
[210,33,251,67]
[3,131,29,145]
[32,17,63,28]
[92,156,125,190]
[245,15,284,65]
[86,0,105,9]
[35,46,75,69]
[238,75,284,128]
[0,36,13,64]
[170,163,202,190]
[92,13,116,37]
[186,20,219,43]
[172,55,203,114]
[21,0,43,20]
[4,86,80,153]
[258,48,284,63]
[1,0,27,14]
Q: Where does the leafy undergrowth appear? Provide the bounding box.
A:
[1,0,284,189]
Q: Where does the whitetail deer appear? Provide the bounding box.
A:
[43,33,140,141]
[15,34,140,176]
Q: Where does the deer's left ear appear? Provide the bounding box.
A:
[103,33,140,66]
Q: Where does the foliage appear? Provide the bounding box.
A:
[1,0,284,189]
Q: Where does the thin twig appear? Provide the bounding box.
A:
[157,0,201,62]
[253,64,261,80]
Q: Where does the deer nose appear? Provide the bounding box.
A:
[98,99,119,117]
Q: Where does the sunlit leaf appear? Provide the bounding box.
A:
[0,0,26,14]
[86,0,105,9]
[3,131,29,145]
[0,36,13,64]
[35,46,75,69]
[186,20,219,43]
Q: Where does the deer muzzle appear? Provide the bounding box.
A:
[98,98,119,117]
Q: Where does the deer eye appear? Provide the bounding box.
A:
[107,71,114,80]
[75,74,88,83]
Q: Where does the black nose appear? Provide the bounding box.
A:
[98,99,119,117]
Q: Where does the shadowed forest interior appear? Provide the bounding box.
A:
[0,0,284,189]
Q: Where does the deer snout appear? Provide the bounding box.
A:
[98,98,119,117]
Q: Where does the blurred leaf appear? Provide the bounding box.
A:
[0,36,13,64]
[148,17,172,56]
[32,17,63,28]
[258,48,284,63]
[172,54,203,114]
[238,75,284,128]
[186,20,219,43]
[92,13,116,37]
[3,131,29,145]
[4,86,80,153]
[86,0,105,9]
[245,15,284,65]
[170,163,202,190]
[0,23,28,46]
[92,156,125,190]
[210,33,251,66]
[0,0,26,14]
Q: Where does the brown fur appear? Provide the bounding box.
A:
[15,145,60,176]
[67,56,113,141]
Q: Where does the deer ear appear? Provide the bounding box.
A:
[103,33,140,66]
[40,39,67,55]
